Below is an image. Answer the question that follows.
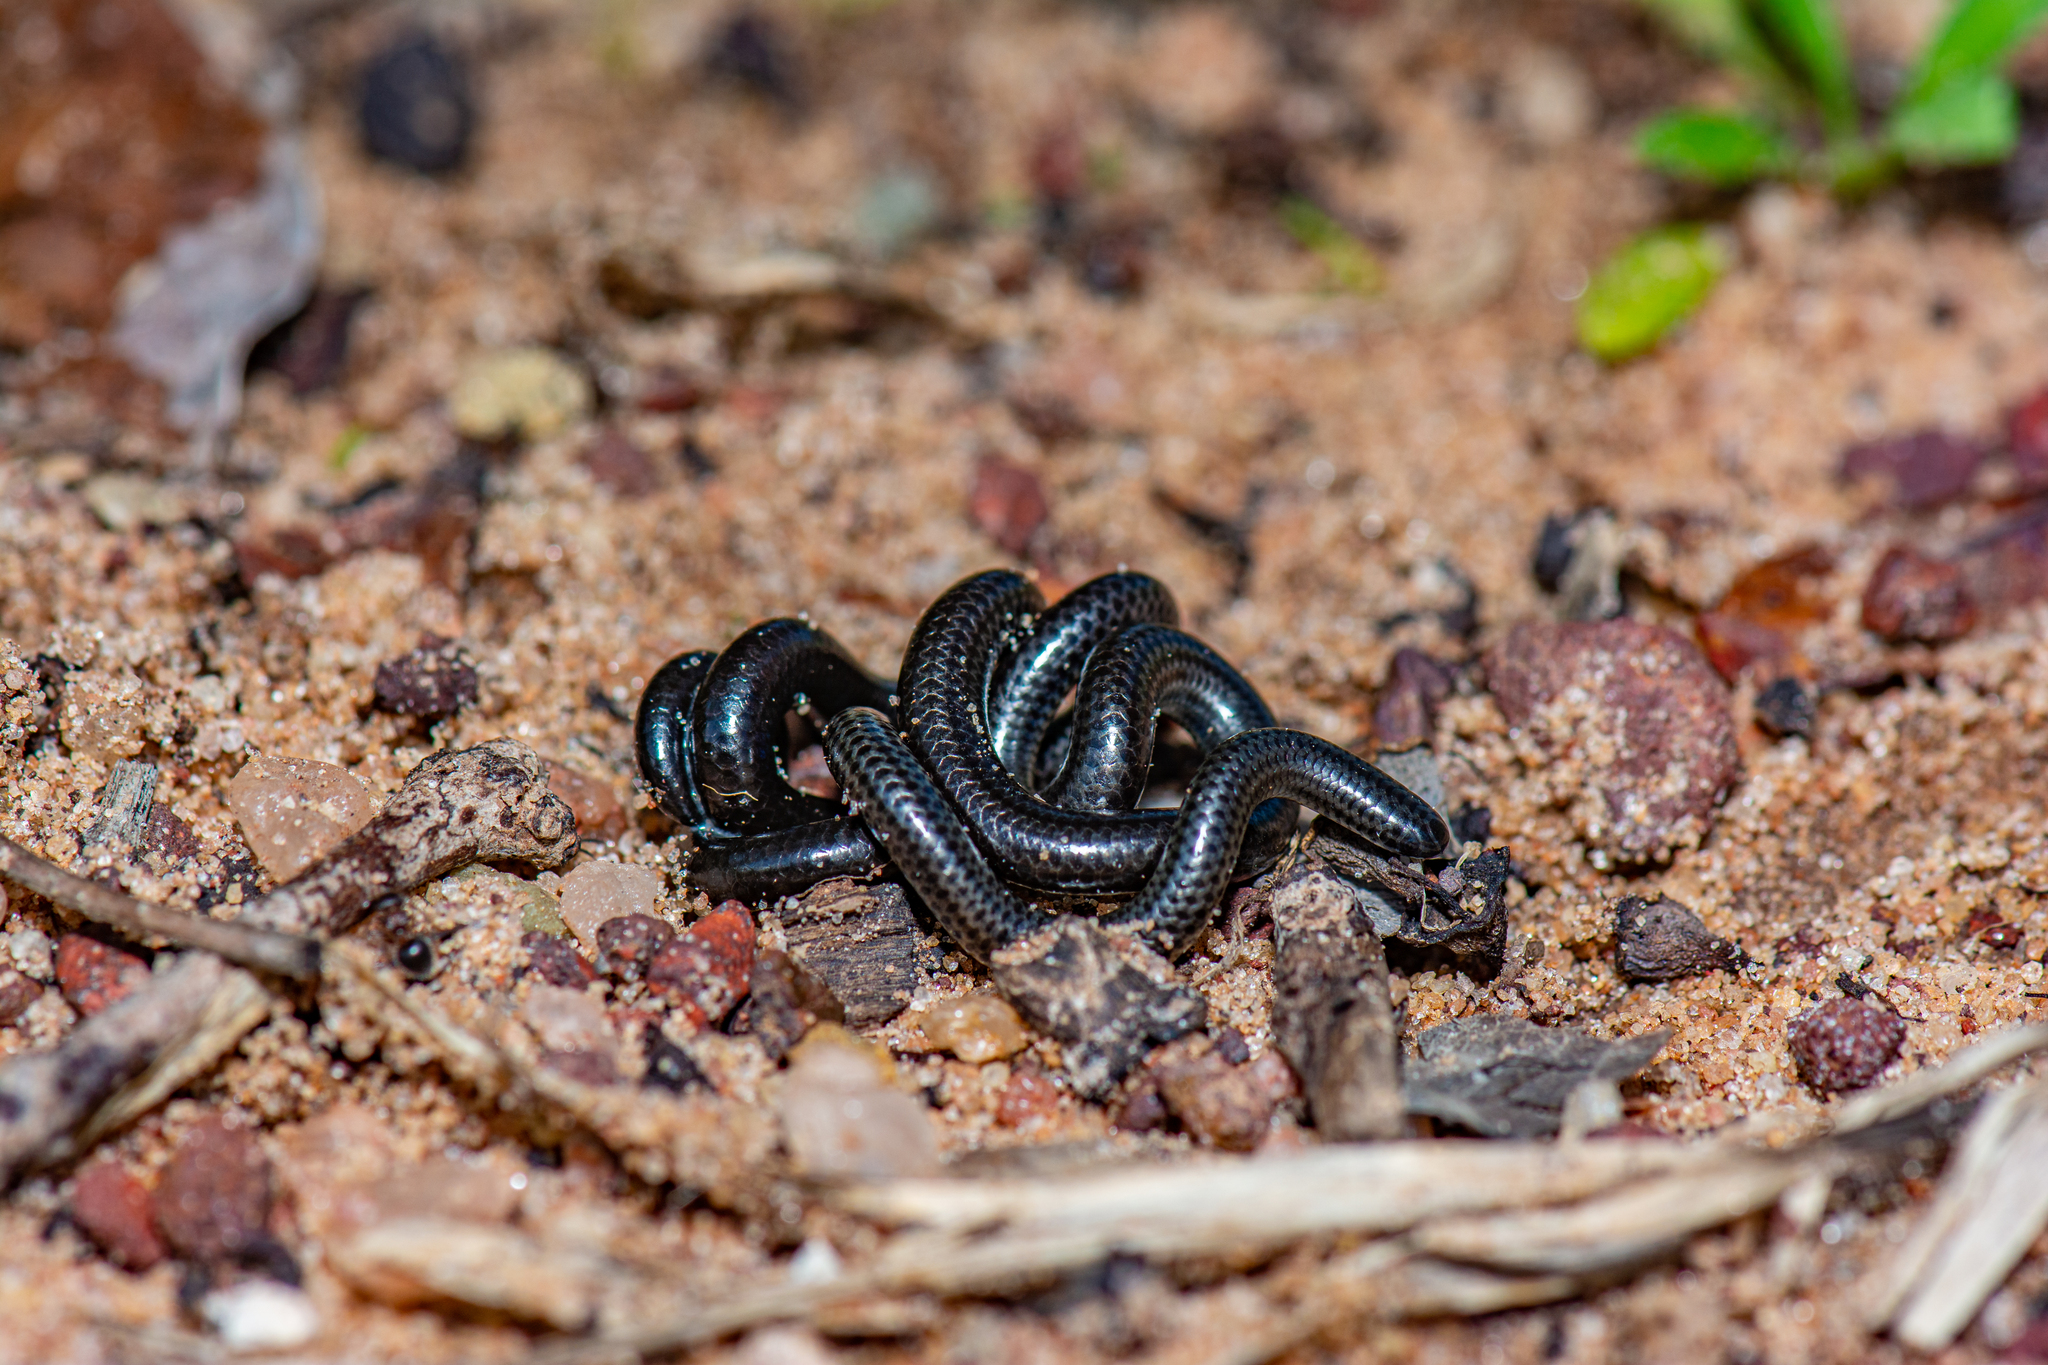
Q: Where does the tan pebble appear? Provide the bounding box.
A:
[449,346,591,442]
[224,754,378,881]
[523,984,614,1054]
[907,994,1027,1064]
[781,1031,938,1179]
[557,861,662,950]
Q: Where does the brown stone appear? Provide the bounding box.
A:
[1149,1038,1276,1151]
[1372,648,1453,750]
[0,968,42,1026]
[995,1064,1062,1133]
[1789,998,1906,1094]
[1839,429,1984,509]
[152,1116,273,1263]
[1861,547,1976,644]
[595,913,675,982]
[71,1159,166,1271]
[373,635,478,721]
[580,426,661,496]
[541,1049,620,1087]
[1484,619,1739,860]
[729,949,840,1062]
[54,934,150,1017]
[968,451,1049,556]
[547,763,627,842]
[1614,894,1744,982]
[522,932,600,989]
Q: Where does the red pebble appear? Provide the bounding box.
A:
[1838,429,1984,509]
[1860,546,1976,644]
[152,1116,273,1263]
[71,1159,166,1271]
[1789,998,1906,1094]
[55,934,150,1017]
[968,451,1049,557]
[595,913,676,982]
[646,904,756,1030]
[996,1065,1062,1132]
[522,933,600,989]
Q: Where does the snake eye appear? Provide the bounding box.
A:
[396,936,439,980]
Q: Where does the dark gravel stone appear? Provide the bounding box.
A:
[596,913,676,982]
[1839,430,1984,510]
[522,932,599,989]
[0,968,41,1027]
[1450,803,1492,845]
[1210,1025,1251,1066]
[702,9,801,109]
[55,934,150,1018]
[248,286,369,396]
[1789,997,1906,1094]
[642,1027,708,1093]
[580,426,661,497]
[72,1159,167,1271]
[1753,676,1815,738]
[1484,619,1739,861]
[1402,1017,1669,1139]
[1614,894,1744,982]
[152,1117,272,1264]
[728,948,841,1061]
[372,634,478,720]
[1861,546,1977,644]
[358,33,475,176]
[1373,647,1454,750]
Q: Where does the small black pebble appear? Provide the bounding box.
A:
[358,32,475,176]
[702,9,800,109]
[1210,1026,1251,1066]
[643,1028,708,1094]
[1451,803,1492,845]
[1530,512,1578,592]
[1754,675,1815,738]
[396,936,438,980]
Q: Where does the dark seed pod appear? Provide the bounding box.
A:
[1790,997,1905,1093]
[1614,895,1743,983]
[358,33,476,176]
[395,936,439,980]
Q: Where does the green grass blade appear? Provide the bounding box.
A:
[1888,68,2020,164]
[1904,0,2048,104]
[1752,0,1858,135]
[1278,198,1383,296]
[1638,0,1803,106]
[1637,108,1796,184]
[1576,225,1732,363]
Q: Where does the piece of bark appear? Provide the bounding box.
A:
[1401,1016,1669,1138]
[780,880,937,1027]
[1305,825,1511,979]
[990,917,1206,1101]
[1269,867,1402,1141]
[85,761,158,852]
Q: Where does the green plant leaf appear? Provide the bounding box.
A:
[1636,108,1796,184]
[1638,0,1803,107]
[1904,0,2048,105]
[1576,224,1732,363]
[1752,0,1858,136]
[1888,68,2021,164]
[1278,197,1383,296]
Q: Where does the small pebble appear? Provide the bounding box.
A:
[730,948,840,1061]
[224,754,379,882]
[968,452,1049,557]
[702,9,802,109]
[579,427,661,497]
[8,927,54,980]
[1753,676,1815,738]
[783,745,838,801]
[358,32,475,176]
[0,967,41,1026]
[1789,998,1906,1094]
[250,286,368,397]
[595,913,676,982]
[780,1030,939,1179]
[520,929,598,994]
[1975,919,2025,951]
[519,885,571,938]
[153,1117,273,1264]
[71,1159,167,1271]
[995,1065,1062,1133]
[449,346,592,443]
[55,934,151,1017]
[1111,1080,1170,1134]
[907,994,1029,1064]
[1211,1026,1252,1066]
[1839,430,1984,510]
[557,861,663,951]
[1149,1040,1275,1152]
[1484,619,1739,860]
[1861,546,1977,644]
[541,1049,620,1087]
[546,763,627,842]
[372,635,478,721]
[642,1029,709,1093]
[523,985,614,1054]
[1613,895,1743,982]
[201,1279,320,1352]
[1373,647,1454,751]
[646,905,756,1030]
